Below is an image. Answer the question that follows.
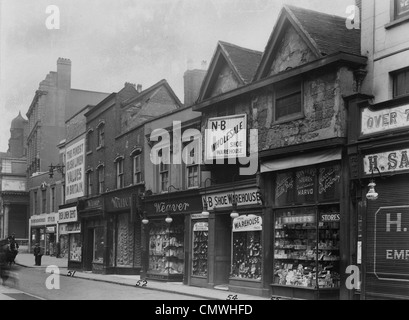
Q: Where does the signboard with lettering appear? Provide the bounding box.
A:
[202,188,262,211]
[205,114,247,160]
[232,215,262,232]
[66,222,81,234]
[58,206,78,223]
[364,149,409,175]
[361,104,409,136]
[193,222,208,232]
[282,214,315,225]
[145,195,202,216]
[295,168,316,203]
[374,206,409,281]
[30,213,58,226]
[65,138,85,201]
[275,172,294,206]
[318,164,341,201]
[84,197,103,210]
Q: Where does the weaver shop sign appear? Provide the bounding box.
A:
[374,206,409,282]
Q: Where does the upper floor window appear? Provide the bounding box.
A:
[86,170,93,196]
[97,122,105,148]
[274,80,303,123]
[34,191,38,215]
[42,189,47,213]
[97,165,105,194]
[160,162,169,192]
[116,158,124,189]
[51,187,55,212]
[133,155,142,184]
[393,68,409,98]
[186,148,199,188]
[86,130,93,153]
[394,0,409,19]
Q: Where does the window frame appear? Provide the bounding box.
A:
[42,189,47,213]
[160,162,169,193]
[273,79,304,124]
[97,122,105,149]
[392,67,409,99]
[86,129,93,154]
[97,165,105,194]
[393,0,409,20]
[132,154,142,185]
[116,158,124,189]
[86,170,93,196]
[51,186,55,212]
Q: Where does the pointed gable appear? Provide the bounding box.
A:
[255,5,361,80]
[198,41,262,102]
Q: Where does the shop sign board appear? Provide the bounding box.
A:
[46,226,56,233]
[65,138,85,201]
[232,215,262,232]
[203,188,262,211]
[193,222,208,231]
[59,224,68,235]
[145,195,202,215]
[374,206,409,282]
[364,149,409,175]
[84,197,103,210]
[205,114,247,160]
[58,206,78,223]
[30,213,58,226]
[282,214,315,225]
[66,222,81,234]
[361,104,409,136]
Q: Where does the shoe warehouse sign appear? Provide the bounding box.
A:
[374,206,409,282]
[205,114,247,160]
[363,148,409,175]
[233,215,262,232]
[202,188,262,211]
[361,103,409,136]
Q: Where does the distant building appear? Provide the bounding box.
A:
[0,112,29,241]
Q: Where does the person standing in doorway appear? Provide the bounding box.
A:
[33,243,42,266]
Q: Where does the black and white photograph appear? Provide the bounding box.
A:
[0,0,409,307]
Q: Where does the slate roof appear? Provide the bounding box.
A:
[219,41,263,84]
[286,5,361,56]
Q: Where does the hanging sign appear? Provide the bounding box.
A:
[374,206,409,282]
[193,222,208,232]
[205,114,247,160]
[361,104,409,135]
[363,149,409,175]
[232,215,262,232]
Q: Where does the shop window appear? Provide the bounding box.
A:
[231,215,262,280]
[97,123,105,148]
[274,80,303,123]
[192,222,208,277]
[116,158,124,189]
[273,206,340,289]
[393,68,409,98]
[160,162,169,192]
[148,220,184,279]
[69,233,82,262]
[93,227,104,263]
[133,155,142,184]
[97,165,105,194]
[393,0,409,20]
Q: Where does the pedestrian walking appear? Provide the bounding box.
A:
[33,243,43,266]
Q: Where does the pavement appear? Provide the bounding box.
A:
[12,252,270,300]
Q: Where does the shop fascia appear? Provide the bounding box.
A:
[203,188,262,211]
[30,212,58,227]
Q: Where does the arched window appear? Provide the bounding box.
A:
[96,163,105,194]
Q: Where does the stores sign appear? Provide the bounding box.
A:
[233,215,262,232]
[364,149,409,175]
[65,139,85,201]
[374,206,409,282]
[205,114,247,160]
[361,104,409,135]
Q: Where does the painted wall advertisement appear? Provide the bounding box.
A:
[361,104,409,136]
[363,149,409,175]
[205,114,247,160]
[65,138,85,201]
[374,206,409,281]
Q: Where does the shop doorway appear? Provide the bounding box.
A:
[84,228,94,271]
[214,214,231,287]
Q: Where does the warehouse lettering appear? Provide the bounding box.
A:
[233,216,260,230]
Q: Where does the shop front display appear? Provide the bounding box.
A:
[58,204,82,268]
[192,221,208,277]
[147,217,184,281]
[231,215,262,280]
[271,162,341,300]
[29,213,58,254]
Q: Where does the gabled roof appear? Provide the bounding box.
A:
[197,41,262,102]
[254,5,361,80]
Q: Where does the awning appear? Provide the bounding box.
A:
[260,148,342,173]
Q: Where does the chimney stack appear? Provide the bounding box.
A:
[184,66,207,107]
[137,84,142,93]
[57,57,71,90]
